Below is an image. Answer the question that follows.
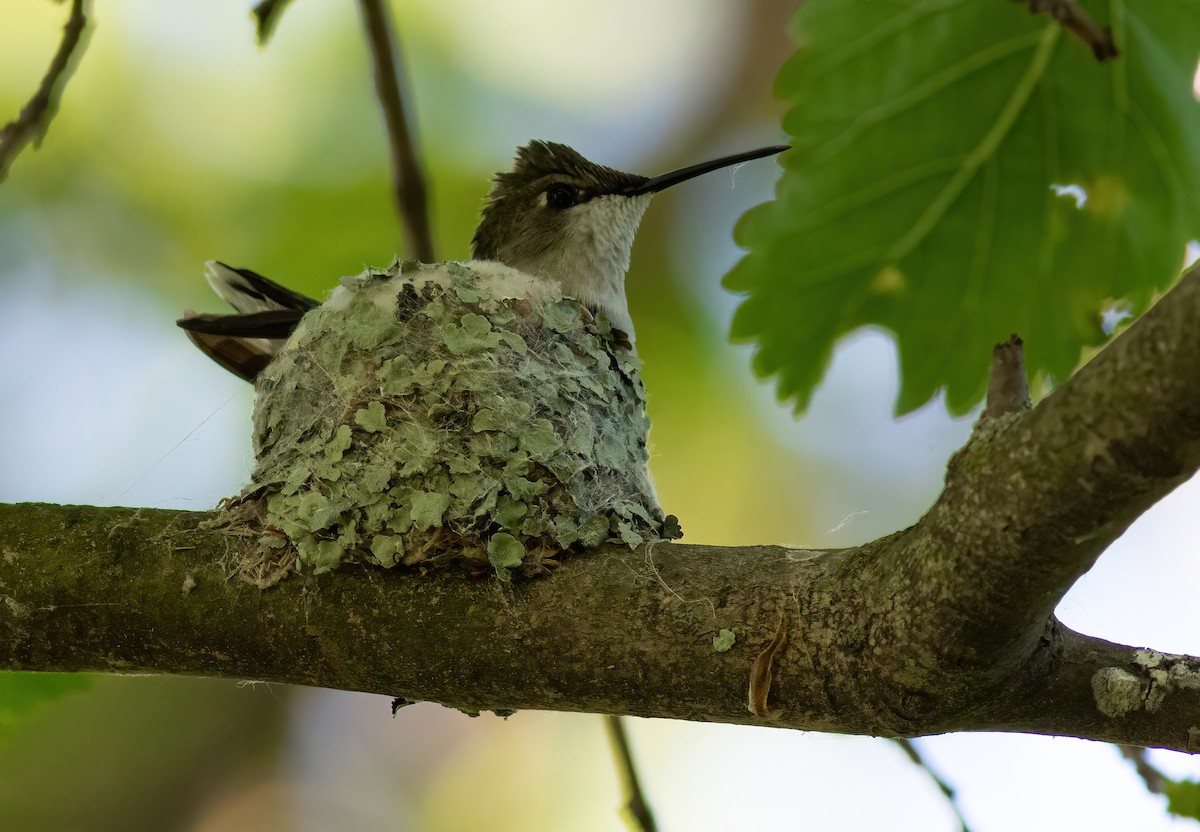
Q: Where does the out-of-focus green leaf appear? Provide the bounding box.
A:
[0,671,91,743]
[728,0,1200,414]
[1165,778,1200,819]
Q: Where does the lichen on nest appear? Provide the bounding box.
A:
[220,258,680,582]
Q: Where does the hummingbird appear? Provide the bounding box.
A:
[178,140,787,380]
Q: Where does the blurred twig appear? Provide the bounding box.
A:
[605,715,658,832]
[1119,745,1168,794]
[251,0,295,45]
[1013,0,1118,60]
[894,738,972,832]
[0,0,90,183]
[357,0,436,262]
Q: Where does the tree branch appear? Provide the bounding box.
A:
[989,625,1200,752]
[894,739,971,832]
[251,0,295,45]
[356,0,435,262]
[981,334,1030,419]
[0,0,90,183]
[1119,745,1169,794]
[1013,0,1119,60]
[4,266,1200,753]
[606,715,658,832]
[1,502,1198,752]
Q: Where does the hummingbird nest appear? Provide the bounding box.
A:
[220,259,680,583]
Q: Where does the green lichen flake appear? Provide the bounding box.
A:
[487,533,525,570]
[224,260,680,577]
[713,629,736,653]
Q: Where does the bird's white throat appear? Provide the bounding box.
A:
[506,192,651,340]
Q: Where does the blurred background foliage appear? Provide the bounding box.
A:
[1,1,1199,829]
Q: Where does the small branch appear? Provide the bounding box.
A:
[1118,745,1168,794]
[0,0,90,183]
[981,334,1031,419]
[605,715,658,832]
[1014,0,1118,60]
[356,0,436,262]
[251,0,295,45]
[894,739,971,832]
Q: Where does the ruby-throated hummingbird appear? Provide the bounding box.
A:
[179,140,787,380]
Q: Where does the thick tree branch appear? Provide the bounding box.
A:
[1,501,1198,753]
[4,267,1200,753]
[0,0,90,183]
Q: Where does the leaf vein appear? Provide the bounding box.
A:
[791,155,963,231]
[806,0,967,79]
[812,29,1045,163]
[886,24,1061,262]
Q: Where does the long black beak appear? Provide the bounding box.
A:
[625,144,789,196]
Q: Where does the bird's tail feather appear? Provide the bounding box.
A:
[179,262,317,381]
[204,261,319,314]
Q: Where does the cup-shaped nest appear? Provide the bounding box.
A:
[222,259,680,583]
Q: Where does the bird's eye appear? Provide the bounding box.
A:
[546,184,578,210]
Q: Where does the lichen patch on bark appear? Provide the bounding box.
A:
[1092,666,1145,718]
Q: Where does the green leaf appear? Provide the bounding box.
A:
[729,0,1200,414]
[0,672,91,743]
[1165,778,1200,820]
